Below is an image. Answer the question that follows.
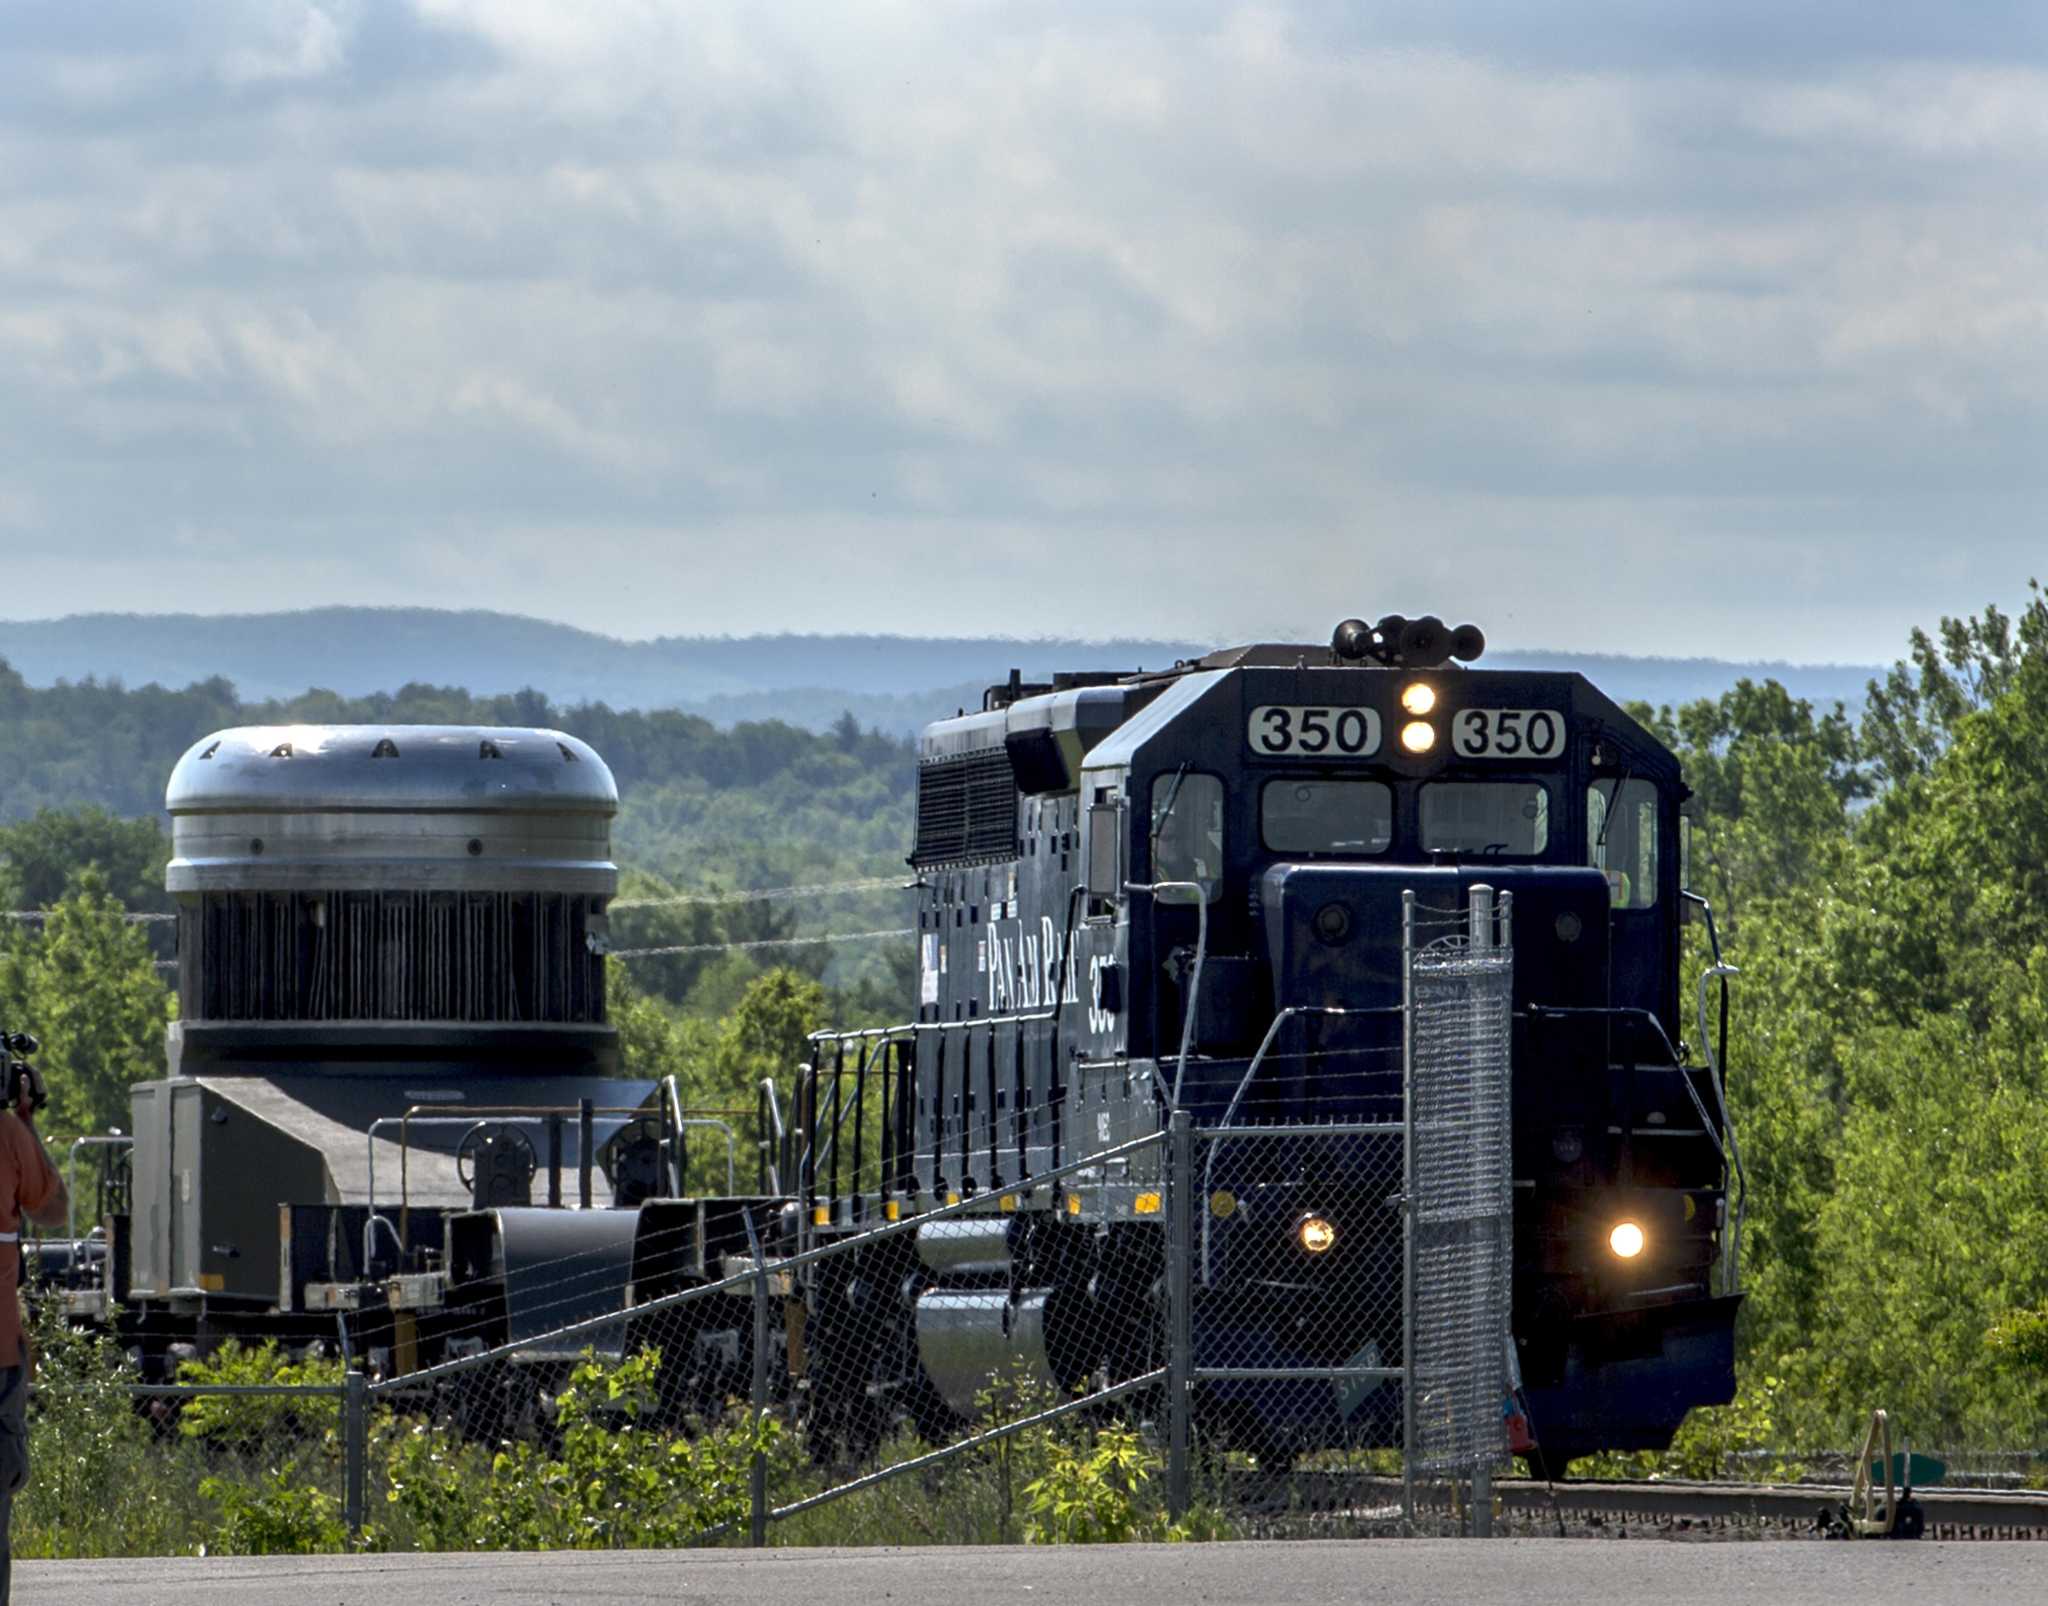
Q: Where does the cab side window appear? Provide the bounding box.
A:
[1588,778,1658,909]
[1150,771,1224,904]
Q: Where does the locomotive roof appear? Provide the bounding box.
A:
[919,657,1672,775]
[167,725,618,815]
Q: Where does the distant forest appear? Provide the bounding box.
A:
[0,607,1886,734]
[0,663,919,1017]
[8,590,2048,1458]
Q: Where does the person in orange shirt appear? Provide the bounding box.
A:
[0,1063,66,1606]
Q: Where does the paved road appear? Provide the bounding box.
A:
[19,1541,2045,1605]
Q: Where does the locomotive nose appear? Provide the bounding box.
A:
[1260,862,1615,1019]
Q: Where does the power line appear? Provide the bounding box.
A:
[609,928,912,961]
[1,910,173,923]
[609,877,901,911]
[0,875,903,925]
[146,926,914,969]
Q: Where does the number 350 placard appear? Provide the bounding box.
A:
[1452,708,1566,758]
[1247,704,1566,760]
[1247,706,1383,756]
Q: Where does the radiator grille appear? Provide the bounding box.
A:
[911,750,1019,866]
[180,890,607,1025]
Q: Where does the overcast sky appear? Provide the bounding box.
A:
[3,3,2044,661]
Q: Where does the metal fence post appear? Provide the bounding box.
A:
[342,1368,367,1540]
[1400,890,1417,1531]
[744,1206,771,1548]
[1165,1107,1193,1523]
[1468,886,1494,1539]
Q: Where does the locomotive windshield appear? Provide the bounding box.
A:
[1149,770,1225,901]
[1419,781,1551,855]
[1261,779,1393,855]
[1588,776,1660,907]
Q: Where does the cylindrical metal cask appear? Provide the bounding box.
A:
[164,725,618,1076]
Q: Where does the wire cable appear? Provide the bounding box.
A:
[608,928,912,961]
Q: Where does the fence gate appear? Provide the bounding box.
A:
[1403,886,1515,1530]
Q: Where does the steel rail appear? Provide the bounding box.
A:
[1246,1472,2048,1534]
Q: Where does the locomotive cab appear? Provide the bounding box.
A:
[901,619,1739,1462]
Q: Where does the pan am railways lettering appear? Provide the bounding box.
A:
[972,914,1088,1018]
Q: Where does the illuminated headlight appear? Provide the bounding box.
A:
[1296,1215,1337,1255]
[1608,1221,1646,1259]
[1399,721,1437,754]
[1400,682,1437,716]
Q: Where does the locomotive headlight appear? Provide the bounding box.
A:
[1296,1214,1337,1255]
[1608,1220,1647,1260]
[1400,682,1437,716]
[1399,720,1437,755]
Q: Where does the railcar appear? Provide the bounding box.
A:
[52,725,703,1385]
[787,615,1740,1466]
[42,623,1742,1469]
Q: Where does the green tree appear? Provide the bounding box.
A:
[1861,581,2048,786]
[1637,679,1863,926]
[713,968,828,1106]
[0,869,173,1139]
[0,807,170,913]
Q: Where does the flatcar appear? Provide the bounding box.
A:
[53,724,691,1384]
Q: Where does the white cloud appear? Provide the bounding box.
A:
[218,0,356,87]
[0,3,2043,659]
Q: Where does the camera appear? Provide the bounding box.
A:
[2,1032,45,1115]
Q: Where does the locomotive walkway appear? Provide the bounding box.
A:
[20,1540,2039,1605]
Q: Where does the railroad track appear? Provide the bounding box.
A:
[1235,1473,2048,1539]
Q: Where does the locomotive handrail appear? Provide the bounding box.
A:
[1682,888,1733,1119]
[1122,879,1207,1109]
[361,1102,654,1271]
[1523,998,1744,1296]
[1694,961,1744,1294]
[661,1075,688,1195]
[362,1209,405,1275]
[758,1076,785,1194]
[1520,1005,1729,1164]
[805,1012,1062,1040]
[1202,1003,1402,1284]
[64,1134,131,1245]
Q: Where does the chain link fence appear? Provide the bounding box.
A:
[20,891,1529,1553]
[1405,889,1515,1526]
[17,1317,353,1560]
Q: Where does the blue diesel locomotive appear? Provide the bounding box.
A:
[792,615,1740,1466]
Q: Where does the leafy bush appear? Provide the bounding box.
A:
[14,1308,210,1559]
[1565,1375,1807,1484]
[1988,1303,2048,1373]
[1024,1424,1184,1544]
[200,1467,347,1555]
[176,1338,342,1451]
[383,1349,774,1550]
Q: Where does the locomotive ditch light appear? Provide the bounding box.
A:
[1400,682,1436,717]
[1296,1214,1338,1255]
[1399,720,1437,754]
[1608,1220,1647,1259]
